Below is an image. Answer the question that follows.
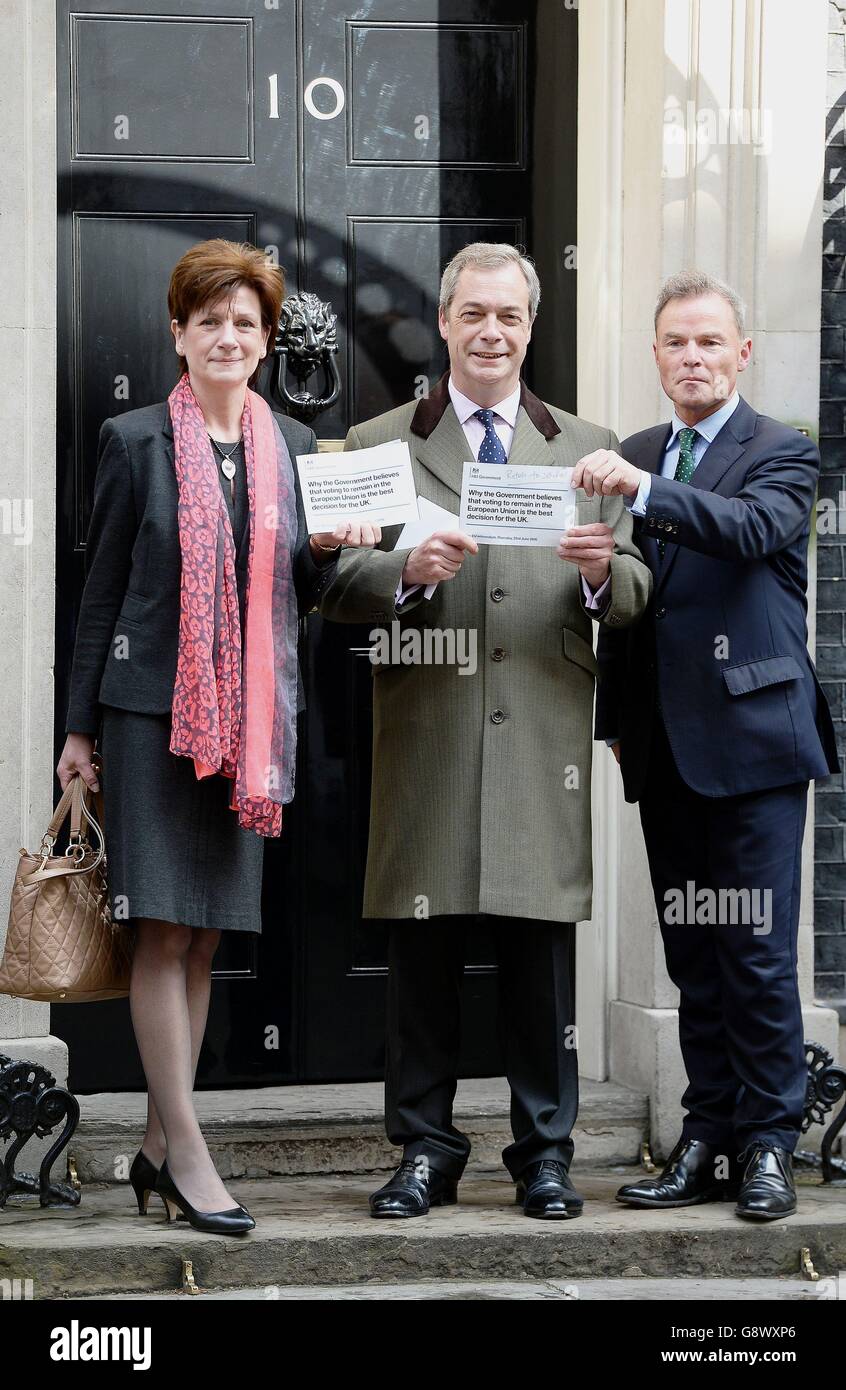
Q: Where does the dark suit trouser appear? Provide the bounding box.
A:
[639,716,808,1154]
[384,915,578,1181]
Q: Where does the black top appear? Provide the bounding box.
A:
[208,434,247,526]
[209,436,250,628]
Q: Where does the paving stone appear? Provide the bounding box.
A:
[2,1166,844,1299]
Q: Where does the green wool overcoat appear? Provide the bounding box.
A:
[319,375,652,924]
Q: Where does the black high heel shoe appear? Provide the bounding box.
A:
[154,1160,255,1236]
[129,1148,162,1216]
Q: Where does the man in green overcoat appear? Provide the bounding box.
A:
[320,243,651,1218]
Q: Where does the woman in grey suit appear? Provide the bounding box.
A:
[56,239,379,1234]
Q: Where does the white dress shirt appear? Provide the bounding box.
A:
[447,377,521,457]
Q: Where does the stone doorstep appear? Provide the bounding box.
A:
[0,1168,844,1299]
[68,1077,649,1182]
[70,1277,832,1301]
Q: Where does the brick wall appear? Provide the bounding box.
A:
[814,1,846,1021]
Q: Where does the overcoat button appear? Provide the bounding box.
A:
[491,588,504,601]
[491,648,505,661]
[490,709,505,724]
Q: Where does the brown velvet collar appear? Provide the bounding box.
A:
[410,372,561,441]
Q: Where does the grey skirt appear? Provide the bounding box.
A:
[98,706,265,933]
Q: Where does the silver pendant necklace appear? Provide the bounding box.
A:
[209,434,241,480]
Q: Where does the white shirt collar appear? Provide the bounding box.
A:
[448,376,522,428]
[669,391,740,445]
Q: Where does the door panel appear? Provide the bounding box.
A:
[346,21,526,168]
[71,15,254,161]
[347,216,522,423]
[70,213,256,541]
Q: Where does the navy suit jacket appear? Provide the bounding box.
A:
[65,400,335,736]
[595,396,839,801]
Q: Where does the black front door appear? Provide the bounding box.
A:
[53,0,577,1090]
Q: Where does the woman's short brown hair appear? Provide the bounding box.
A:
[167,239,285,387]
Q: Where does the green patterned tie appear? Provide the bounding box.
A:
[658,425,698,558]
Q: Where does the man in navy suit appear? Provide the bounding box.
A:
[575,271,839,1221]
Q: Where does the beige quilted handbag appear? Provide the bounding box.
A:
[0,770,133,1002]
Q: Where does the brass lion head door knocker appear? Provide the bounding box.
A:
[270,291,341,425]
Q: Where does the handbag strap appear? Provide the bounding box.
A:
[43,774,103,843]
[24,774,106,884]
[78,778,106,857]
[44,779,77,842]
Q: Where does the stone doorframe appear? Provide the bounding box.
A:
[576,0,840,1155]
[0,1,67,1108]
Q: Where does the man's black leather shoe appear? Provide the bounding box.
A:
[515,1160,584,1219]
[735,1145,796,1221]
[369,1158,458,1218]
[616,1138,738,1208]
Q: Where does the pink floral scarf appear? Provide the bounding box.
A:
[167,373,298,836]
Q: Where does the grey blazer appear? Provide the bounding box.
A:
[65,400,335,735]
